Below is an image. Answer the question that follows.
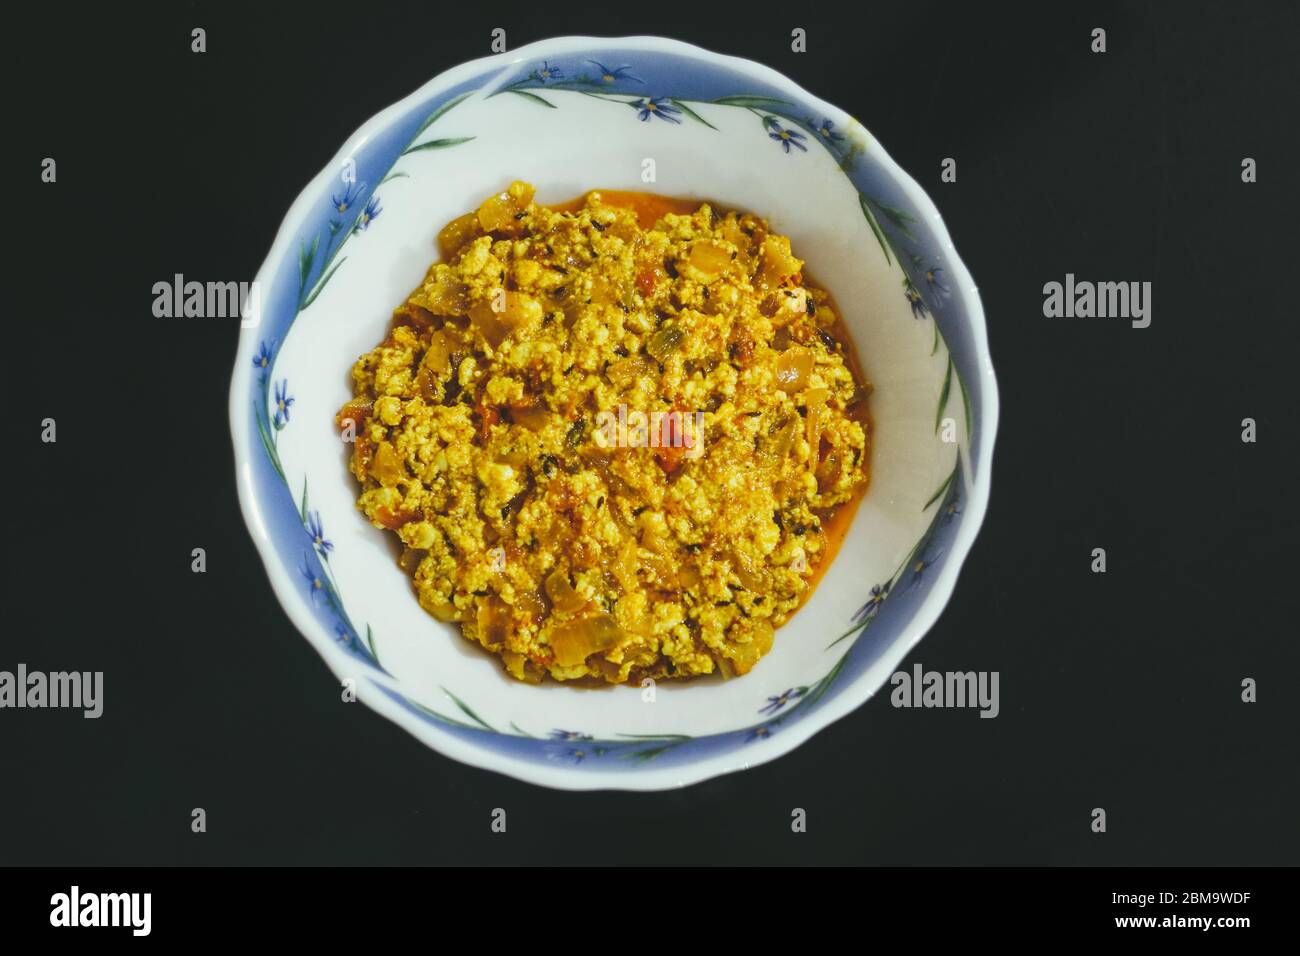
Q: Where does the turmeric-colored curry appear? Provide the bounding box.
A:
[337,181,870,683]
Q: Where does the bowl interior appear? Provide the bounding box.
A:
[236,38,988,786]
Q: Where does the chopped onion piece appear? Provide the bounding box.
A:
[549,614,624,666]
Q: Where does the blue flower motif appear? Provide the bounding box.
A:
[760,687,807,716]
[273,379,294,428]
[331,182,363,215]
[353,195,381,234]
[767,121,807,153]
[308,510,334,555]
[904,277,928,319]
[852,582,892,623]
[942,496,963,525]
[253,341,274,372]
[812,117,844,143]
[549,729,593,742]
[534,60,563,83]
[746,725,773,742]
[334,624,352,646]
[924,264,950,301]
[563,747,588,764]
[632,97,681,123]
[587,60,642,84]
[907,545,945,591]
[300,554,325,604]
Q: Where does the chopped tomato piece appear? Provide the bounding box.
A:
[636,268,658,297]
[335,397,373,430]
[476,400,500,444]
[374,505,418,530]
[654,443,687,474]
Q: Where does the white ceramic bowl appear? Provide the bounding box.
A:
[230,36,998,790]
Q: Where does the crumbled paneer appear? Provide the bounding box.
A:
[337,181,870,684]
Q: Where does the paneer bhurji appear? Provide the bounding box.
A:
[337,181,871,684]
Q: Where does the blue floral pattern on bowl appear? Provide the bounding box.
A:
[232,38,996,789]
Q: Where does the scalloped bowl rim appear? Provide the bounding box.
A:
[229,35,1000,790]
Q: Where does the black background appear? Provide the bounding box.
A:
[5,1,1297,866]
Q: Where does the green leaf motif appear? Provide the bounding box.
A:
[413,91,473,138]
[401,136,476,156]
[298,235,319,294]
[442,687,494,731]
[622,745,678,763]
[712,95,793,110]
[253,410,285,482]
[826,617,870,649]
[784,651,853,708]
[923,461,958,511]
[405,697,475,730]
[301,256,347,310]
[670,98,718,130]
[576,89,634,104]
[803,652,850,710]
[507,89,556,108]
[858,193,892,265]
[874,199,917,240]
[618,735,692,764]
[936,355,954,433]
